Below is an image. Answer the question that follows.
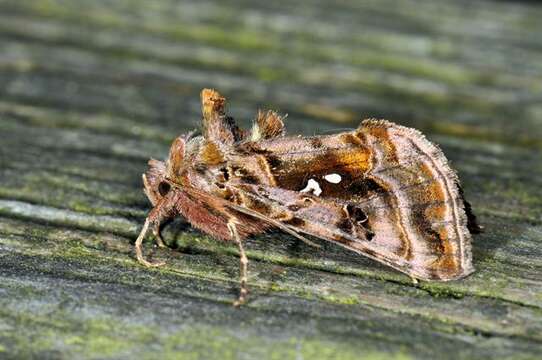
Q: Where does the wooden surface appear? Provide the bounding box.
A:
[1,0,541,359]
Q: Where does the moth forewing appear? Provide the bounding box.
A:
[136,88,478,305]
[224,122,475,281]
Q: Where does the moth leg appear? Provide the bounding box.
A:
[152,221,166,248]
[227,219,249,307]
[410,276,419,285]
[135,218,166,268]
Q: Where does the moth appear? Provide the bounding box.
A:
[136,89,480,306]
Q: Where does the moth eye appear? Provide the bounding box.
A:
[158,181,171,196]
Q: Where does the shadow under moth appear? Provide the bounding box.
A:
[136,89,481,306]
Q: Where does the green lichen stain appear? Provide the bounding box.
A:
[321,294,361,305]
[417,283,466,300]
[2,314,142,358]
[1,300,414,360]
[154,327,413,360]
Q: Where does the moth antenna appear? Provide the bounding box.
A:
[135,217,166,268]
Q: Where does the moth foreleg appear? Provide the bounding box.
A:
[135,217,166,268]
[227,219,249,307]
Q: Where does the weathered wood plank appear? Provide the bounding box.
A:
[0,0,541,358]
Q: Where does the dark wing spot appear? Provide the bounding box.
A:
[284,217,306,227]
[344,204,374,241]
[240,171,260,185]
[233,167,260,184]
[345,204,368,223]
[337,218,353,234]
[241,174,260,184]
[349,178,382,198]
[194,164,207,174]
[266,155,282,169]
[220,167,230,181]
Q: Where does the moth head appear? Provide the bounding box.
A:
[142,134,191,205]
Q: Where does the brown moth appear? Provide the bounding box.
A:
[136,89,481,306]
